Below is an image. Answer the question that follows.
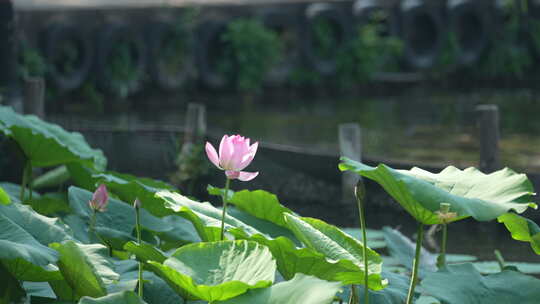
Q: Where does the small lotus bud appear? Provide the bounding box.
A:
[354,180,366,202]
[133,198,141,209]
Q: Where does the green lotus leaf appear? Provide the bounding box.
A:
[472,261,540,274]
[2,258,62,282]
[0,263,26,304]
[146,240,275,302]
[283,213,386,290]
[0,212,58,267]
[339,270,410,304]
[215,273,341,304]
[68,186,172,237]
[32,165,71,190]
[228,189,294,228]
[94,171,176,217]
[78,291,147,304]
[497,213,540,255]
[421,263,540,304]
[339,158,536,224]
[0,182,40,203]
[155,190,260,241]
[28,192,71,216]
[382,227,437,276]
[0,106,106,169]
[0,185,10,205]
[0,203,73,245]
[124,241,167,264]
[49,241,119,299]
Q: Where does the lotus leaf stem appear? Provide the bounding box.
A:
[354,181,369,304]
[406,223,424,304]
[437,224,448,269]
[134,203,143,298]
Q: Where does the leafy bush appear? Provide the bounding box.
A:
[336,24,403,87]
[218,18,283,92]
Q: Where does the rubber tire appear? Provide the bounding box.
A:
[95,23,147,96]
[448,0,491,65]
[400,0,445,69]
[302,3,351,76]
[195,19,230,90]
[147,21,195,91]
[257,8,302,85]
[43,22,94,91]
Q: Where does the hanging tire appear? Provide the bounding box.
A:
[353,0,400,37]
[257,8,302,85]
[95,23,147,97]
[302,3,351,76]
[42,22,93,91]
[147,20,195,91]
[448,0,491,65]
[195,19,231,90]
[400,0,445,69]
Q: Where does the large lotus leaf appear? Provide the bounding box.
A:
[382,227,437,277]
[215,273,341,304]
[0,212,58,267]
[227,206,299,245]
[23,281,57,299]
[0,182,41,203]
[227,189,294,228]
[147,240,275,302]
[156,216,201,250]
[49,241,119,299]
[0,185,10,205]
[497,213,540,255]
[0,263,26,304]
[472,261,540,274]
[68,186,171,236]
[138,271,186,304]
[123,241,167,264]
[283,213,386,290]
[338,270,410,304]
[94,172,176,217]
[0,106,106,169]
[155,190,261,241]
[32,165,71,190]
[0,203,73,245]
[78,291,147,304]
[2,258,62,282]
[421,263,540,304]
[339,158,536,224]
[29,192,71,216]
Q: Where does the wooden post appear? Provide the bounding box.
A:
[23,77,45,118]
[476,104,500,173]
[180,103,207,154]
[339,123,362,203]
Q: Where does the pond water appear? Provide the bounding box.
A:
[54,86,540,264]
[124,87,540,172]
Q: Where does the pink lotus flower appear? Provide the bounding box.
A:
[205,134,259,181]
[88,184,109,212]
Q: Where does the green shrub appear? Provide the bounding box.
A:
[336,24,403,87]
[218,18,283,92]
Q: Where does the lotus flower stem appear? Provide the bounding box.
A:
[406,223,424,304]
[89,209,97,236]
[134,199,143,298]
[354,181,369,304]
[219,178,231,241]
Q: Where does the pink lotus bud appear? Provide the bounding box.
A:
[205,134,259,181]
[88,184,109,212]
